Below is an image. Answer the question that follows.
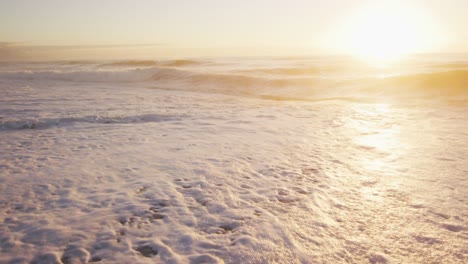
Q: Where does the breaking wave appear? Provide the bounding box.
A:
[368,70,468,97]
[0,62,466,101]
[159,59,205,67]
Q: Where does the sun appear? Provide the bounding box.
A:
[338,2,430,64]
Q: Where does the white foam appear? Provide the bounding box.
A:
[0,58,467,263]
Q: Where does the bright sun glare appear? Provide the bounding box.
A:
[341,2,431,63]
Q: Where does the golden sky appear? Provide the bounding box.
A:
[1,0,467,60]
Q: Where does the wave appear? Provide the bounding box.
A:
[0,114,186,131]
[159,59,205,67]
[170,69,468,100]
[237,67,330,76]
[150,69,331,99]
[1,64,466,102]
[0,67,159,83]
[99,59,204,68]
[99,60,159,67]
[372,70,468,96]
[0,65,323,90]
[151,69,318,87]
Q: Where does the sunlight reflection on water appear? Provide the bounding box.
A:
[348,103,403,172]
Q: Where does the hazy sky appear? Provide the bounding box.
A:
[1,0,467,60]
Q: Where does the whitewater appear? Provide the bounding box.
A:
[0,55,467,263]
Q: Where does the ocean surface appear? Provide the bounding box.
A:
[0,55,467,263]
[1,54,468,105]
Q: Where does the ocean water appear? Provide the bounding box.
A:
[1,54,467,104]
[0,55,467,263]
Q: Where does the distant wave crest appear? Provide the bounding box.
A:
[99,60,159,67]
[160,59,205,67]
[98,59,204,68]
[0,67,159,83]
[235,66,343,76]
